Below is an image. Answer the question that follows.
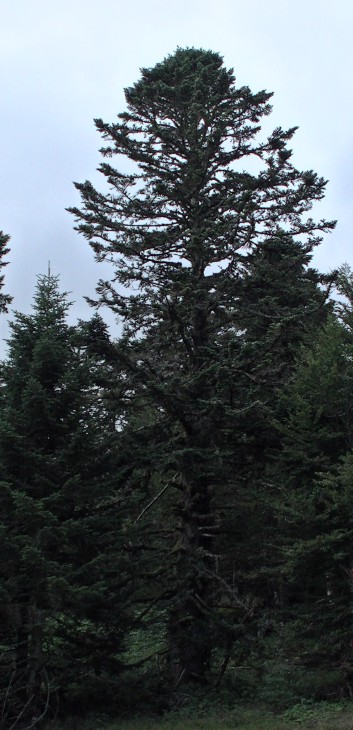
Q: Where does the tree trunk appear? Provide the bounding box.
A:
[168,471,214,684]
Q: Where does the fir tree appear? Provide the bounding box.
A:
[0,231,12,313]
[70,48,335,684]
[270,310,353,694]
[0,275,129,724]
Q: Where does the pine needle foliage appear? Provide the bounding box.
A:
[0,230,12,313]
[69,47,335,685]
[0,275,130,724]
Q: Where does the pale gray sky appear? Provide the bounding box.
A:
[1,0,352,347]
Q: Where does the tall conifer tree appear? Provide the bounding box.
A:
[70,48,335,683]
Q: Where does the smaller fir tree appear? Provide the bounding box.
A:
[270,304,353,695]
[0,230,12,313]
[0,274,130,724]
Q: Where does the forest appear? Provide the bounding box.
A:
[1,47,353,729]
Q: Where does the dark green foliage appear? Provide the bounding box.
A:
[70,47,335,686]
[0,275,130,725]
[1,48,352,722]
[269,303,353,690]
[0,231,12,313]
[0,46,352,723]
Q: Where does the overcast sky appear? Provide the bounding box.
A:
[1,0,352,349]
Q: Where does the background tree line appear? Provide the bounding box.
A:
[0,48,353,726]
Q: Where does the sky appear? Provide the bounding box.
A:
[1,0,352,349]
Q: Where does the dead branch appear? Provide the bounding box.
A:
[134,473,179,524]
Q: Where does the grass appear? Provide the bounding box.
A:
[47,703,353,730]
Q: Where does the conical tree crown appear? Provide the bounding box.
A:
[70,47,334,347]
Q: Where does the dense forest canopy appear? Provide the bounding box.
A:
[1,48,353,727]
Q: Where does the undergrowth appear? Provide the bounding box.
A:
[46,700,353,730]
